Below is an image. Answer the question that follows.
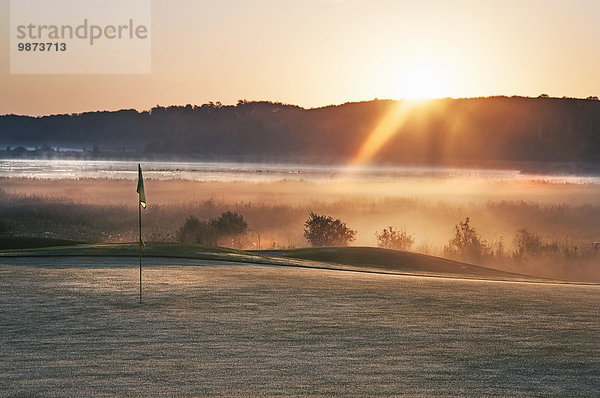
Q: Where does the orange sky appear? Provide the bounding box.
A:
[1,0,599,116]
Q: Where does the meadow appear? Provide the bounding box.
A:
[2,175,600,281]
[2,257,599,396]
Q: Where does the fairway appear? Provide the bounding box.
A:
[2,257,600,397]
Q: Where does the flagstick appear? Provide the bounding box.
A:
[139,201,143,304]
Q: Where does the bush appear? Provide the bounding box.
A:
[514,228,542,257]
[176,216,214,245]
[513,228,558,260]
[209,211,248,236]
[444,217,490,261]
[176,211,247,246]
[375,226,414,251]
[303,212,356,247]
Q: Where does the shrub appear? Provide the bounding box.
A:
[176,211,247,246]
[513,228,558,260]
[303,212,356,246]
[176,216,214,245]
[375,226,414,251]
[444,217,490,261]
[209,210,248,236]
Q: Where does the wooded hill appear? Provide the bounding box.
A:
[2,96,600,168]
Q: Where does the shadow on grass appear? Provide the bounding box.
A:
[0,236,85,250]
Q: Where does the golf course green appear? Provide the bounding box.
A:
[2,238,599,396]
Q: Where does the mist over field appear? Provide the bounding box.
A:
[3,165,600,282]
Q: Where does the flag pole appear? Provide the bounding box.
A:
[136,163,146,304]
[139,200,143,304]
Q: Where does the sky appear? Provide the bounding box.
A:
[1,0,600,116]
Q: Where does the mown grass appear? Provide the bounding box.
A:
[1,262,599,396]
[1,240,545,282]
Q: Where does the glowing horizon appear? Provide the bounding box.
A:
[1,0,600,116]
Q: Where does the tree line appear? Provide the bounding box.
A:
[3,96,600,167]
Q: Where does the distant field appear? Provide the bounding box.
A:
[1,256,599,396]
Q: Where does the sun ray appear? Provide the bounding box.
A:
[351,100,422,167]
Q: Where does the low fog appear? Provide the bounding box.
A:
[2,175,600,281]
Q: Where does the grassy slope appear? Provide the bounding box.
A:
[0,238,542,281]
[0,236,85,250]
[283,247,535,280]
[0,241,273,265]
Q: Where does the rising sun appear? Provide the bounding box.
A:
[395,64,448,100]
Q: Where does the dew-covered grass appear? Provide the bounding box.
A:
[1,257,599,396]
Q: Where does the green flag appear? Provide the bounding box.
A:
[137,164,146,209]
